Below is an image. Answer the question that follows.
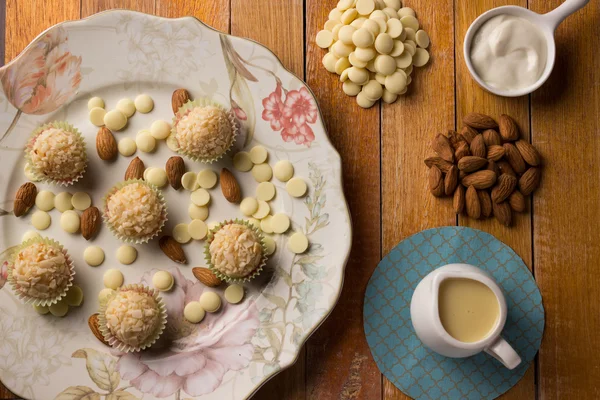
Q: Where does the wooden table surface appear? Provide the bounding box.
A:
[2,0,599,399]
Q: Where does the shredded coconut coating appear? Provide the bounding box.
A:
[107,183,163,238]
[29,128,86,180]
[175,106,233,159]
[105,290,160,347]
[12,242,71,299]
[209,224,263,278]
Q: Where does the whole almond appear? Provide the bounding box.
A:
[221,168,242,203]
[192,267,222,287]
[13,182,37,217]
[478,190,493,217]
[465,186,481,219]
[444,166,458,195]
[487,160,501,176]
[492,201,512,227]
[81,206,101,240]
[458,156,487,173]
[491,174,518,203]
[461,170,497,189]
[96,127,118,161]
[455,142,471,162]
[463,112,498,130]
[453,185,465,214]
[88,314,109,346]
[482,129,502,146]
[460,125,479,144]
[509,190,526,212]
[470,134,486,158]
[515,140,541,166]
[503,143,527,174]
[486,145,505,161]
[166,156,185,190]
[432,134,454,163]
[424,156,453,173]
[159,236,187,264]
[446,130,463,149]
[519,167,541,196]
[124,157,145,180]
[497,160,516,177]
[499,114,520,141]
[172,88,191,114]
[429,165,445,197]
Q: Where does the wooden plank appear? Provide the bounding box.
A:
[3,1,80,396]
[81,0,153,16]
[529,0,600,398]
[155,0,230,33]
[228,1,305,399]
[305,1,382,399]
[381,0,455,398]
[455,1,535,399]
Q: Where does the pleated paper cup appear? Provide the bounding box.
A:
[204,219,268,284]
[25,121,87,186]
[169,99,239,163]
[102,180,168,244]
[7,237,75,306]
[97,284,167,353]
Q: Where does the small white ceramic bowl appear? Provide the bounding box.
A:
[464,0,589,97]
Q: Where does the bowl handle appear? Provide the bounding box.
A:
[543,0,590,31]
[484,336,522,370]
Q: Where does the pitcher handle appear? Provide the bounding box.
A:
[543,0,590,31]
[484,336,522,370]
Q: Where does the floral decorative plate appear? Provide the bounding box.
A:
[0,10,351,400]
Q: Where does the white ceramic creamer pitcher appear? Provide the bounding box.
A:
[410,263,522,370]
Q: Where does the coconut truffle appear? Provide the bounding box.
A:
[105,182,164,240]
[175,106,233,160]
[28,127,86,182]
[209,223,263,278]
[11,241,71,300]
[104,289,161,348]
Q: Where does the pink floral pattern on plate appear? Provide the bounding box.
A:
[0,26,81,143]
[114,267,259,398]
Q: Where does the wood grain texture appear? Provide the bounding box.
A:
[229,1,305,398]
[81,0,153,16]
[304,1,382,399]
[530,0,600,399]
[155,0,229,33]
[455,1,535,399]
[382,0,455,398]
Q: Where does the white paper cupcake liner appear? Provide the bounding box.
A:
[7,237,75,306]
[97,284,167,353]
[25,121,87,186]
[170,98,239,163]
[102,179,168,244]
[204,219,268,284]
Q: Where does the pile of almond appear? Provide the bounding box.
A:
[425,112,542,227]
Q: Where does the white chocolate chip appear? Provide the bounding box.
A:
[352,28,375,47]
[273,160,295,182]
[288,232,309,253]
[184,301,205,323]
[190,188,211,206]
[116,98,136,117]
[116,245,138,265]
[22,230,41,242]
[88,97,104,110]
[35,190,55,211]
[189,204,209,220]
[152,271,174,292]
[400,15,419,31]
[89,107,106,127]
[398,7,416,18]
[34,304,50,315]
[199,292,221,313]
[375,33,394,54]
[188,219,208,240]
[316,30,334,48]
[24,163,40,182]
[252,200,271,219]
[197,169,218,189]
[150,120,171,140]
[64,285,84,307]
[104,110,127,131]
[240,197,259,216]
[412,48,430,67]
[224,284,244,304]
[356,0,375,15]
[416,29,430,48]
[173,223,192,243]
[286,177,308,197]
[146,168,168,188]
[134,94,154,113]
[49,301,69,317]
[98,288,115,305]
[60,210,80,233]
[263,235,277,256]
[181,172,200,191]
[271,213,291,234]
[118,138,137,156]
[136,132,157,153]
[54,192,73,212]
[256,182,276,201]
[251,163,273,183]
[260,215,274,234]
[31,210,51,230]
[72,192,92,211]
[249,145,268,164]
[84,246,105,267]
[343,81,362,96]
[103,268,124,289]
[233,152,253,172]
